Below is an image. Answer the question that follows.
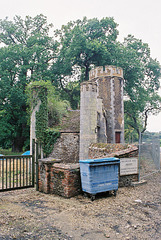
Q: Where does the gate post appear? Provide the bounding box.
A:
[32,139,35,187]
[32,139,39,190]
[138,131,141,182]
[36,142,39,191]
[29,83,48,161]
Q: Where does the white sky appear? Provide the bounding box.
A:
[1,0,161,132]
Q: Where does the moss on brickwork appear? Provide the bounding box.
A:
[90,143,129,152]
[89,143,138,159]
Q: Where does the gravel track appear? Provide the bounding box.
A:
[0,171,161,240]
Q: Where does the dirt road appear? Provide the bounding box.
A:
[0,171,161,240]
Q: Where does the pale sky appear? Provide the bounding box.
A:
[0,0,161,132]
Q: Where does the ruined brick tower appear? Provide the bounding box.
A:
[79,65,124,160]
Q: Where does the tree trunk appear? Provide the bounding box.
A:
[12,138,24,152]
[85,64,89,81]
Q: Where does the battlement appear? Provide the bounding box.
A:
[89,65,123,80]
[80,81,97,92]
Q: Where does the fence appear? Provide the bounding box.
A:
[138,132,160,180]
[0,155,34,191]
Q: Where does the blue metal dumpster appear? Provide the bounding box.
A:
[79,157,120,200]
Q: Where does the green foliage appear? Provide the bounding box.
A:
[52,20,161,134]
[47,80,70,124]
[26,80,69,156]
[0,14,161,150]
[52,17,118,108]
[26,81,48,145]
[35,88,48,144]
[26,80,53,111]
[48,99,70,126]
[124,115,139,143]
[58,81,80,109]
[117,35,161,135]
[26,80,70,126]
[42,128,60,156]
[0,148,23,155]
[0,15,58,151]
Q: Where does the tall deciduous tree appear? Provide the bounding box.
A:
[0,15,160,150]
[0,15,58,151]
[114,35,161,136]
[53,18,161,134]
[52,17,118,108]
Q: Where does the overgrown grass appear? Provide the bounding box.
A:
[0,148,23,156]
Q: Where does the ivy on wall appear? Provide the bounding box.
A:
[35,87,48,144]
[26,80,52,114]
[26,80,61,156]
[43,128,60,156]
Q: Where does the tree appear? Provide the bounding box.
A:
[52,17,118,108]
[0,15,58,151]
[53,18,161,133]
[114,35,161,136]
[0,15,160,150]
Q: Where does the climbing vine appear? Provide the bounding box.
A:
[43,128,60,156]
[35,88,48,144]
[26,80,52,112]
[26,80,61,156]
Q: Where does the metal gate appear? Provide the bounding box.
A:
[0,155,35,191]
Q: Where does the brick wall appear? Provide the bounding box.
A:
[38,158,61,193]
[119,174,138,187]
[39,159,81,198]
[39,157,139,198]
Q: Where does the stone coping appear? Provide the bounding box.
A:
[105,146,138,158]
[39,158,80,170]
[51,163,80,170]
[89,145,138,159]
[39,157,61,164]
[60,130,80,133]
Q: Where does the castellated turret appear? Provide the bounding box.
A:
[89,65,123,80]
[79,82,98,160]
[79,65,124,160]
